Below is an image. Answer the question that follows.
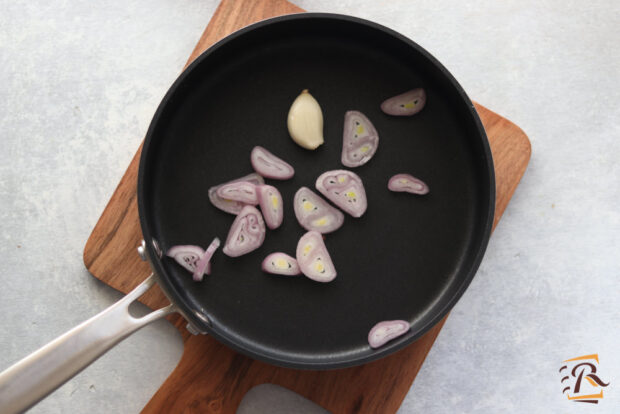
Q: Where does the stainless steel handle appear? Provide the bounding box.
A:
[0,274,176,414]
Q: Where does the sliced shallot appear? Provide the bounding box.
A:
[261,252,301,276]
[223,205,266,257]
[380,88,426,116]
[388,173,429,195]
[208,173,264,215]
[166,238,220,281]
[315,170,367,217]
[216,181,259,205]
[368,320,410,349]
[166,245,205,273]
[192,237,220,281]
[341,110,379,168]
[191,254,210,281]
[257,185,284,230]
[251,146,295,180]
[296,231,336,283]
[293,187,344,233]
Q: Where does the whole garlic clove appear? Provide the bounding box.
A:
[287,89,324,150]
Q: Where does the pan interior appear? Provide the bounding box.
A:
[140,16,493,367]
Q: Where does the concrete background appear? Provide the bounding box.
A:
[1,0,618,412]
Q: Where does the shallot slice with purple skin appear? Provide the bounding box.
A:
[223,205,266,257]
[251,146,295,180]
[388,173,429,195]
[166,245,204,273]
[341,111,379,168]
[368,320,411,349]
[296,231,337,283]
[380,88,426,116]
[192,256,209,281]
[315,170,367,217]
[208,173,264,215]
[192,237,220,281]
[293,187,344,234]
[261,252,301,276]
[257,185,283,230]
[216,181,259,205]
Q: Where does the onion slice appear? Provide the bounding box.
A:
[261,252,301,276]
[192,237,220,281]
[257,185,284,230]
[341,111,379,168]
[293,187,344,233]
[208,173,264,215]
[380,88,426,116]
[223,205,266,257]
[216,181,258,205]
[368,320,411,349]
[166,238,220,281]
[315,170,367,217]
[251,146,295,180]
[166,245,204,273]
[388,173,429,195]
[191,256,209,280]
[296,231,337,283]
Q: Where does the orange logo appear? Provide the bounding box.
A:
[560,354,610,404]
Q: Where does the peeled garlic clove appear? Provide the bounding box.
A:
[287,89,324,150]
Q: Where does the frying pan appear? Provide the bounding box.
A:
[0,13,494,412]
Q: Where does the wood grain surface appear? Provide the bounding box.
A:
[83,0,531,412]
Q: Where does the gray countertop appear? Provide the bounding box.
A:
[1,0,618,412]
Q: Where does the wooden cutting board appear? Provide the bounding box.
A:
[83,0,531,412]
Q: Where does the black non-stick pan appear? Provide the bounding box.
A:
[0,13,494,412]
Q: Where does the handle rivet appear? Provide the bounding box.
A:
[137,240,147,261]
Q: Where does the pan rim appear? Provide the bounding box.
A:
[137,12,495,369]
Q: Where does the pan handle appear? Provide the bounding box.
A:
[0,273,176,414]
